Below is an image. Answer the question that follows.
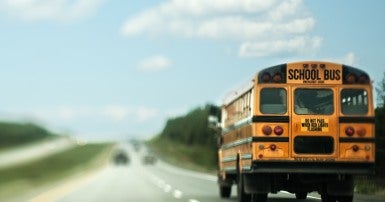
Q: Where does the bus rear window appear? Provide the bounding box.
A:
[294,89,334,115]
[341,89,368,115]
[260,88,287,114]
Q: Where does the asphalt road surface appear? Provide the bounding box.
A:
[23,143,384,202]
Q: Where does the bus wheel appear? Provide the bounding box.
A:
[295,192,307,199]
[219,185,231,198]
[237,173,251,202]
[252,193,267,202]
[321,193,336,202]
[337,195,353,202]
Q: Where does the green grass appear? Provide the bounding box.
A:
[0,142,114,199]
[148,137,217,173]
[355,176,385,196]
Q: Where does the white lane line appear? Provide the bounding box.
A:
[164,184,172,193]
[280,191,321,200]
[307,195,322,200]
[173,190,183,199]
[189,199,200,202]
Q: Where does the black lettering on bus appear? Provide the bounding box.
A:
[288,69,294,79]
[288,69,321,80]
[324,69,341,80]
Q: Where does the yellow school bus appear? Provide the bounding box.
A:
[216,61,375,202]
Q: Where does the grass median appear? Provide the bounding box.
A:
[148,137,217,173]
[0,142,114,199]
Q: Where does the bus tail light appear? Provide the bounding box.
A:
[272,73,283,83]
[274,126,283,135]
[358,74,369,84]
[261,72,271,82]
[345,74,356,84]
[270,144,277,151]
[345,127,355,136]
[262,125,272,135]
[356,127,366,137]
[352,145,359,152]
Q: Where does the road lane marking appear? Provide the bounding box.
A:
[164,184,172,193]
[280,191,321,200]
[189,199,200,202]
[173,190,183,199]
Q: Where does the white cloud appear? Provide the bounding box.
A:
[136,55,172,73]
[121,0,321,57]
[135,107,158,122]
[102,105,129,121]
[239,36,322,57]
[322,52,358,66]
[0,0,104,22]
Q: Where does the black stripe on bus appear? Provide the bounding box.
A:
[339,116,375,123]
[252,115,289,123]
[339,137,375,143]
[221,136,289,149]
[252,137,289,142]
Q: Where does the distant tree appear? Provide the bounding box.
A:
[376,72,385,108]
[375,72,385,176]
[160,104,218,147]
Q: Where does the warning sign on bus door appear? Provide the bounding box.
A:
[301,118,329,132]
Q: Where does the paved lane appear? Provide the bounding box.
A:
[25,142,384,202]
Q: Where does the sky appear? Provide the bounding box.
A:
[0,0,384,141]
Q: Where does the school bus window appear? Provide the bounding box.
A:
[341,89,368,115]
[294,89,334,115]
[260,88,287,114]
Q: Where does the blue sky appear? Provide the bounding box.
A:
[0,0,384,141]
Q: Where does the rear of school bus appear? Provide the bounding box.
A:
[217,61,375,202]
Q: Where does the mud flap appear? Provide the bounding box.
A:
[244,174,271,194]
[326,175,354,196]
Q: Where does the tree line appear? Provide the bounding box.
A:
[159,105,219,147]
[0,122,57,148]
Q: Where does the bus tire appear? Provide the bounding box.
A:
[321,193,336,202]
[219,185,231,198]
[237,173,251,202]
[295,192,307,199]
[252,193,267,202]
[337,195,353,202]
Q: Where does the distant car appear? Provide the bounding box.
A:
[114,150,130,165]
[142,153,157,165]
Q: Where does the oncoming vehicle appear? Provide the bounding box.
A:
[214,61,375,202]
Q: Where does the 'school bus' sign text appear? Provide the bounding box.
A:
[287,63,342,84]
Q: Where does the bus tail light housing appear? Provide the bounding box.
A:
[270,144,277,151]
[262,125,272,135]
[356,127,366,137]
[274,126,283,135]
[352,145,359,152]
[345,126,355,136]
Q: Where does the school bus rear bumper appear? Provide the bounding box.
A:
[248,161,375,175]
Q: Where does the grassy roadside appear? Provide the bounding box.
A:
[148,137,217,173]
[0,142,115,199]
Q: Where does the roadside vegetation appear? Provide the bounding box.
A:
[0,142,114,199]
[0,122,59,150]
[148,105,219,172]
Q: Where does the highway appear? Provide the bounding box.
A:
[21,143,383,202]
